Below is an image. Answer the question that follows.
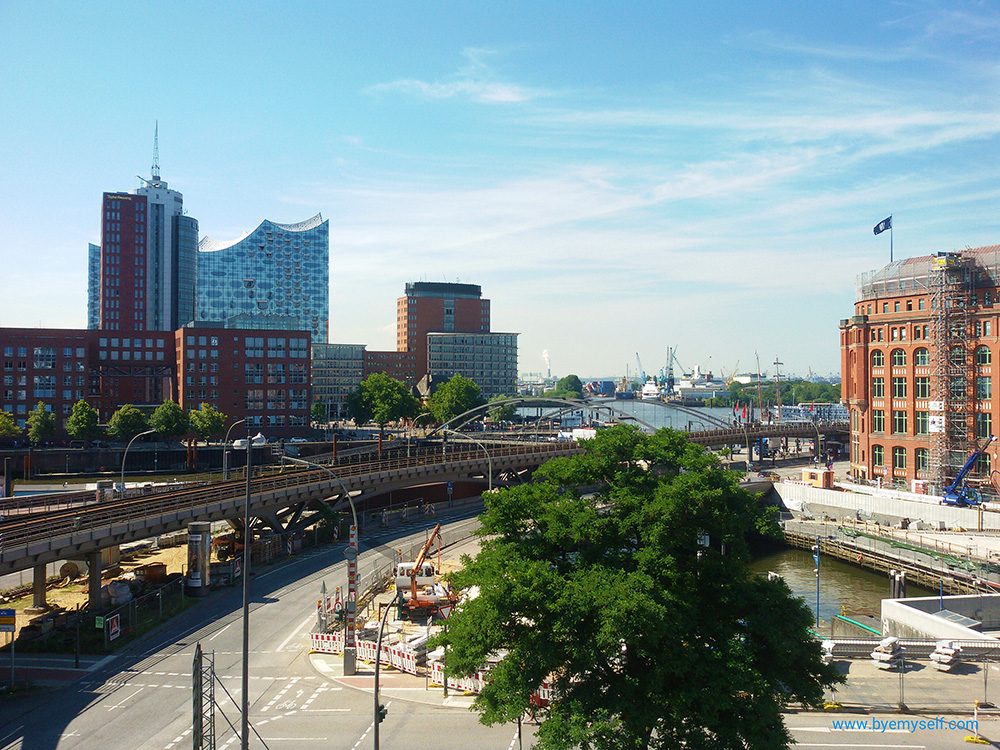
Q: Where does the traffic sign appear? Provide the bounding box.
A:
[233,557,242,578]
[108,613,121,641]
[0,609,14,633]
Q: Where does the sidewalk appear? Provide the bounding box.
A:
[0,653,113,688]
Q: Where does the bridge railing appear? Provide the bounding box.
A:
[0,442,578,555]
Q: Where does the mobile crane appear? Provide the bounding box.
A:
[942,435,996,506]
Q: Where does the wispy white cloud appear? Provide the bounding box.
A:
[369,47,548,104]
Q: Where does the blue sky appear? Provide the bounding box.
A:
[2,1,998,382]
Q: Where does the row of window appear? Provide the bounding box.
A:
[871,346,993,368]
[871,444,992,474]
[869,409,992,437]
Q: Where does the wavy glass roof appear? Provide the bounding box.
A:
[199,214,324,253]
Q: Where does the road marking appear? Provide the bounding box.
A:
[507,730,519,750]
[304,708,350,712]
[276,615,314,653]
[791,745,925,749]
[107,687,144,710]
[209,622,233,641]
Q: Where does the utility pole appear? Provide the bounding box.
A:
[773,357,784,421]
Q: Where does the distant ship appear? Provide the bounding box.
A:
[640,379,661,401]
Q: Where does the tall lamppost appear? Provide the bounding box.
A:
[812,536,820,629]
[441,428,492,491]
[120,428,157,497]
[283,454,359,676]
[235,424,255,750]
[223,418,247,481]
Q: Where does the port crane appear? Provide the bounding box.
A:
[635,353,646,384]
[663,346,678,394]
[942,435,995,506]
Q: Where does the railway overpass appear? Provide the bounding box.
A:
[0,441,581,608]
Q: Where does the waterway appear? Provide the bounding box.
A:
[750,546,934,632]
[518,399,735,432]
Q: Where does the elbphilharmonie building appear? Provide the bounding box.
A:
[196,214,330,341]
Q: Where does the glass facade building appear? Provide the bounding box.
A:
[427,331,519,398]
[87,243,100,329]
[197,215,329,342]
[312,343,366,419]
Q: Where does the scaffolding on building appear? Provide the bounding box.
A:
[931,253,976,490]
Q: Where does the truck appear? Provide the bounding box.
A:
[942,435,995,506]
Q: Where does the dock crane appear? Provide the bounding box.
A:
[635,353,646,384]
[664,346,677,394]
[942,436,996,506]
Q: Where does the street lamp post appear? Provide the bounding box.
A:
[283,454,360,676]
[223,418,247,481]
[120,428,157,497]
[373,598,394,750]
[239,423,252,750]
[812,536,820,629]
[441,428,492,492]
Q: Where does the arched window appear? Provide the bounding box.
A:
[872,444,884,466]
[915,448,929,471]
[871,350,884,368]
[976,346,992,366]
[891,349,906,367]
[950,347,966,366]
[892,446,906,470]
[914,348,930,366]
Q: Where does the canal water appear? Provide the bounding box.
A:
[750,547,934,630]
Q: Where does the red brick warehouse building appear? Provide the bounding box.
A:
[841,245,1000,491]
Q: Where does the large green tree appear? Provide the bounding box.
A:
[485,394,516,423]
[188,403,227,441]
[544,373,585,399]
[0,410,21,438]
[107,404,149,441]
[346,373,419,435]
[66,400,101,440]
[26,402,57,445]
[427,374,486,424]
[150,400,188,438]
[439,425,840,750]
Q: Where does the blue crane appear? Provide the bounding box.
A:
[942,435,995,506]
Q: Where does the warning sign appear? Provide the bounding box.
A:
[108,613,121,641]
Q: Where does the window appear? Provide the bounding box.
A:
[891,349,906,367]
[915,376,931,399]
[915,448,930,471]
[871,350,884,367]
[950,377,966,398]
[906,300,912,311]
[914,348,930,366]
[976,346,992,366]
[872,409,885,433]
[872,445,884,466]
[894,302,900,312]
[892,377,907,398]
[871,377,884,398]
[915,411,929,435]
[893,410,907,434]
[892,446,906,470]
[919,299,926,310]
[950,347,966,366]
[977,376,992,400]
[977,412,992,439]
[978,453,992,475]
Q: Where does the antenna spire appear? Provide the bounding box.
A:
[151,121,160,181]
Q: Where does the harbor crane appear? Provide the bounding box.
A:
[635,352,646,384]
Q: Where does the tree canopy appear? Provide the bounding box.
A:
[346,373,419,432]
[188,403,227,441]
[0,410,21,438]
[543,373,585,399]
[107,404,149,441]
[427,374,486,424]
[150,400,188,438]
[311,400,328,424]
[26,402,57,445]
[440,425,840,750]
[66,400,101,440]
[485,394,516,423]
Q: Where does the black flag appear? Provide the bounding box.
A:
[873,216,892,235]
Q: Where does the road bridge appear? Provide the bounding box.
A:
[685,420,848,453]
[0,442,581,608]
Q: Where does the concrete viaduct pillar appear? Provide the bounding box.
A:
[88,551,102,611]
[25,564,49,613]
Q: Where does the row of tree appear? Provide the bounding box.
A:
[0,400,228,446]
[340,372,512,434]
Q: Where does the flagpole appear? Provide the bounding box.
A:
[890,223,893,263]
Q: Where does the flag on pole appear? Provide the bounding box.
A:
[873,216,892,235]
[741,404,748,420]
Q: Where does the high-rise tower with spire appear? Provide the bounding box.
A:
[89,125,199,332]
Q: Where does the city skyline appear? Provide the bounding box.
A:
[2,2,998,380]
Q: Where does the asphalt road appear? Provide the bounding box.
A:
[0,509,535,750]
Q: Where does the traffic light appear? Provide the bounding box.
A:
[377,704,387,723]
